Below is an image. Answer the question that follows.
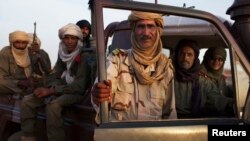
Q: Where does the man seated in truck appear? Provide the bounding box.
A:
[91,11,177,123]
[200,46,233,98]
[173,39,234,118]
[20,23,96,141]
[0,30,37,96]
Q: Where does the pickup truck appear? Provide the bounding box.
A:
[1,0,249,141]
[93,0,250,141]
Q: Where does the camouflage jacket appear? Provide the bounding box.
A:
[93,49,176,123]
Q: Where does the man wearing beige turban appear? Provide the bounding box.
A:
[21,23,97,141]
[0,30,36,95]
[91,11,176,123]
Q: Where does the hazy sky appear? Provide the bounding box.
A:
[0,0,234,66]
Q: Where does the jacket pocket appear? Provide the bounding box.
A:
[149,84,166,116]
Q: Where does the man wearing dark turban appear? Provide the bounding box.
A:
[76,19,91,48]
[173,39,234,118]
[91,11,176,123]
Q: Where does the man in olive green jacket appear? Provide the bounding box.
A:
[173,39,234,118]
[20,23,96,141]
[0,30,36,96]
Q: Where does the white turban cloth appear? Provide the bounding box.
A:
[9,30,31,78]
[58,23,83,40]
[58,23,83,84]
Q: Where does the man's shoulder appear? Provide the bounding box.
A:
[0,46,11,55]
[199,70,216,82]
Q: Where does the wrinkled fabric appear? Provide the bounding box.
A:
[21,94,84,141]
[0,46,29,94]
[21,51,97,141]
[92,49,176,123]
[175,73,234,118]
[58,42,81,84]
[9,30,31,78]
[9,30,29,44]
[12,46,31,78]
[128,11,163,34]
[127,11,168,85]
[200,64,233,97]
[58,23,83,40]
[58,23,83,84]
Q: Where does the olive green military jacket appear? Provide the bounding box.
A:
[175,74,233,118]
[47,51,96,96]
[29,49,52,78]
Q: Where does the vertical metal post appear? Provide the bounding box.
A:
[93,1,109,123]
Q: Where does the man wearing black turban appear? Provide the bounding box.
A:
[76,19,91,48]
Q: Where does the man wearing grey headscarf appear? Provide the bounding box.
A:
[21,23,97,141]
[0,30,36,95]
[91,11,176,123]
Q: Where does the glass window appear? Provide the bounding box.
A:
[235,54,249,117]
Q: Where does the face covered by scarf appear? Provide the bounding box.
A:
[9,30,32,78]
[127,11,172,85]
[58,23,83,84]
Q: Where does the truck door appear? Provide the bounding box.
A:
[92,0,250,141]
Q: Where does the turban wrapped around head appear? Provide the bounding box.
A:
[9,30,29,44]
[128,11,164,34]
[58,23,83,40]
[202,46,227,77]
[204,46,227,61]
[27,33,41,48]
